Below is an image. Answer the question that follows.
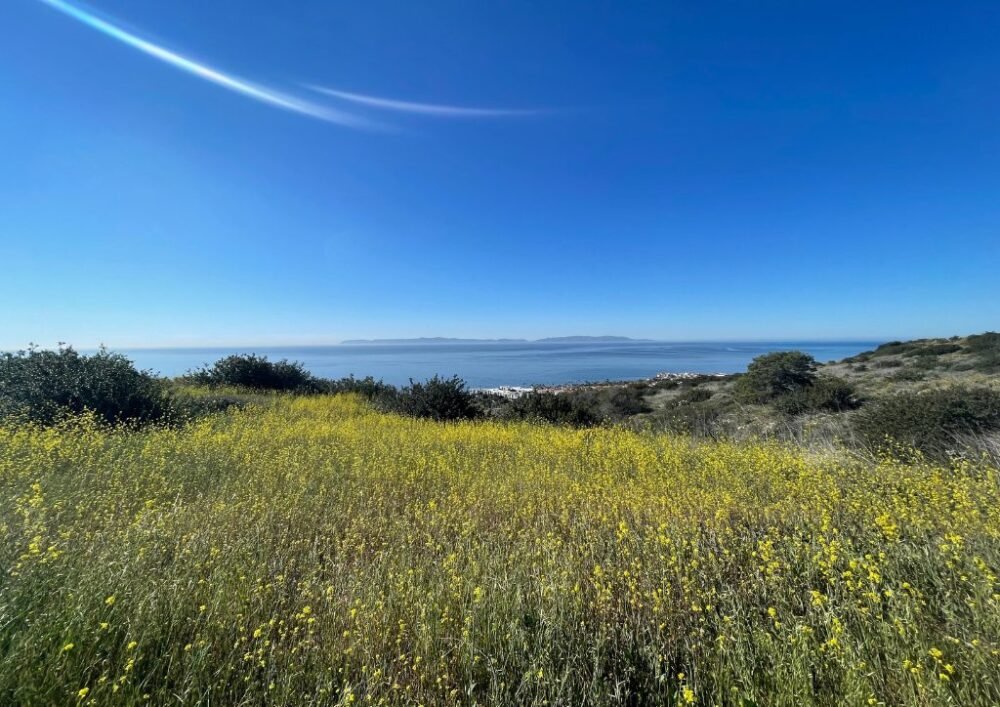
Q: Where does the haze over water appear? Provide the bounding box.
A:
[120,341,878,388]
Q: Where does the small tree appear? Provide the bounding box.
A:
[499,391,600,427]
[379,375,479,422]
[854,386,1000,458]
[734,351,818,404]
[189,354,318,392]
[772,376,859,414]
[0,345,169,425]
[325,375,396,399]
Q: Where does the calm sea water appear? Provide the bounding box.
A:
[118,341,878,388]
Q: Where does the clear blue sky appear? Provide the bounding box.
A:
[2,0,998,347]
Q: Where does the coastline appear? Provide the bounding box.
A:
[476,370,731,398]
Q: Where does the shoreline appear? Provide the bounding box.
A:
[475,371,731,398]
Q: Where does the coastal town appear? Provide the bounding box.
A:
[478,370,729,398]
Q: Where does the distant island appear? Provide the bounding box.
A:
[340,336,652,345]
[340,337,528,345]
[534,336,653,343]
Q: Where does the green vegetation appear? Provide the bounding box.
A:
[377,375,480,422]
[1,335,999,704]
[3,395,999,706]
[0,346,170,426]
[843,332,1000,375]
[3,335,999,465]
[643,333,1000,458]
[188,354,321,392]
[492,385,650,426]
[733,351,819,404]
[494,390,602,426]
[967,332,1000,373]
[855,386,1000,458]
[771,376,860,415]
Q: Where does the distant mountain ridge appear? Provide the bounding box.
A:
[535,336,653,343]
[341,336,651,345]
[340,337,528,345]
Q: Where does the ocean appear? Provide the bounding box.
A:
[116,341,878,388]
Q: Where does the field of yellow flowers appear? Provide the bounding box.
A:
[1,394,999,705]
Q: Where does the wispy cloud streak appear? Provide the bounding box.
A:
[309,86,542,118]
[35,0,373,128]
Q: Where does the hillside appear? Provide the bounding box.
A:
[2,395,998,705]
[823,332,1000,391]
[591,332,1000,454]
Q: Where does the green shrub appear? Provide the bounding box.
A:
[591,386,650,421]
[0,346,170,426]
[170,393,251,420]
[854,386,1000,457]
[873,359,903,369]
[189,354,319,391]
[903,343,962,357]
[324,375,396,399]
[654,399,730,437]
[889,368,924,382]
[675,387,714,404]
[911,355,940,371]
[966,332,1000,354]
[733,351,817,404]
[967,332,1000,372]
[494,385,651,427]
[871,341,917,357]
[773,376,860,415]
[975,354,1000,373]
[378,376,479,422]
[498,392,600,427]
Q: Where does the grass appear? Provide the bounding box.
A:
[2,395,999,705]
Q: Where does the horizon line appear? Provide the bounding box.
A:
[1,335,906,352]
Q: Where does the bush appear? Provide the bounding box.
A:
[498,392,600,427]
[580,386,652,421]
[654,398,731,437]
[492,385,651,428]
[975,354,1000,374]
[967,332,1000,373]
[324,375,396,400]
[675,387,714,404]
[170,393,251,420]
[772,376,860,415]
[904,343,962,357]
[379,375,480,422]
[854,386,1000,457]
[733,351,818,404]
[911,355,940,371]
[0,346,170,426]
[966,332,1000,354]
[189,354,318,392]
[889,368,924,382]
[871,341,916,357]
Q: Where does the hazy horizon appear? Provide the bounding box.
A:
[2,332,939,352]
[64,339,882,387]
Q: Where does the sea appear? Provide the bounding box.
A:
[116,341,878,389]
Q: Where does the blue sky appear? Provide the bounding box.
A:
[1,0,998,347]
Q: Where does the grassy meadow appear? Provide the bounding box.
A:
[2,394,999,705]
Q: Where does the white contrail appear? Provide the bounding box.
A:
[309,86,542,118]
[35,0,374,128]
